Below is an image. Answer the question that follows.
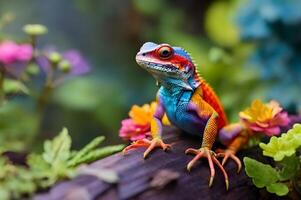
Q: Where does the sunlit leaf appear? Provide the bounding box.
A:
[4,79,29,94]
[243,157,278,188]
[278,155,300,181]
[266,183,289,196]
[72,144,124,165]
[260,124,301,161]
[68,136,105,167]
[42,127,71,164]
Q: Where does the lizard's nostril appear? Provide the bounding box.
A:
[142,53,146,56]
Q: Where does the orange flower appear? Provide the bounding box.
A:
[119,102,169,141]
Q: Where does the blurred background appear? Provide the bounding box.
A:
[0,0,300,151]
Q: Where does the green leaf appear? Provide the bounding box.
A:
[42,127,71,165]
[0,102,39,151]
[278,155,300,181]
[0,188,9,200]
[27,154,50,176]
[73,144,124,165]
[266,183,289,196]
[3,79,29,94]
[68,136,105,167]
[243,157,278,188]
[260,124,301,161]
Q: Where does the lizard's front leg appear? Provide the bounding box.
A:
[123,99,171,159]
[185,102,229,190]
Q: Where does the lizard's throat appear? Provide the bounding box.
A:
[154,74,200,92]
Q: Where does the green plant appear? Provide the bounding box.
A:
[0,128,124,200]
[0,21,92,152]
[244,124,301,196]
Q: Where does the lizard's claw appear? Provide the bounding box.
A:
[216,149,242,173]
[123,138,171,159]
[185,147,229,190]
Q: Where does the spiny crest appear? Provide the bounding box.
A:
[174,47,193,62]
[174,47,203,84]
[174,47,199,66]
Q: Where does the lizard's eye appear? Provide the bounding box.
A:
[158,46,173,59]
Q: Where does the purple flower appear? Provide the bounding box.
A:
[63,50,90,75]
[0,41,32,65]
[38,48,90,76]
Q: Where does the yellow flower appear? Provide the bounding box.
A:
[239,100,282,124]
[239,99,289,136]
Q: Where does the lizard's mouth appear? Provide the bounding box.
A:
[136,60,180,75]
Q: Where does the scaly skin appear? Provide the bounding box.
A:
[124,42,243,190]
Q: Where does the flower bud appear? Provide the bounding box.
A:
[58,60,71,73]
[26,64,40,75]
[23,24,48,36]
[48,52,62,64]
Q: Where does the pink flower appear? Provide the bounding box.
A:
[0,41,32,65]
[239,99,290,136]
[119,102,170,141]
[119,119,151,141]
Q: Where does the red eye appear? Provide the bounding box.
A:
[157,46,173,59]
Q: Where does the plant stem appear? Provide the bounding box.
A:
[34,64,55,140]
[0,67,5,106]
[36,67,54,115]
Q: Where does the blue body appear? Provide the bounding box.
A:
[158,86,207,136]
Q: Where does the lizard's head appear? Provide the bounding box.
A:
[136,42,198,90]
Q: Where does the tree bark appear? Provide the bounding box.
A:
[33,127,290,200]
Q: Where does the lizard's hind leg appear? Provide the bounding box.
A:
[185,112,229,190]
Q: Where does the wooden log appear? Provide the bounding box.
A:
[33,127,290,200]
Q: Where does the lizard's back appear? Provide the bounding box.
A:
[199,80,228,129]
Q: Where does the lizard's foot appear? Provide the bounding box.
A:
[216,149,242,173]
[123,138,171,159]
[185,147,229,190]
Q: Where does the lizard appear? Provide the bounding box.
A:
[123,42,246,190]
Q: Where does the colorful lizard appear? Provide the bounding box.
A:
[123,42,247,190]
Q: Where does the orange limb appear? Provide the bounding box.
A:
[217,134,248,173]
[185,112,229,190]
[123,138,171,159]
[186,147,229,190]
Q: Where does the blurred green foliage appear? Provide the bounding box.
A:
[0,128,123,199]
[0,102,38,151]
